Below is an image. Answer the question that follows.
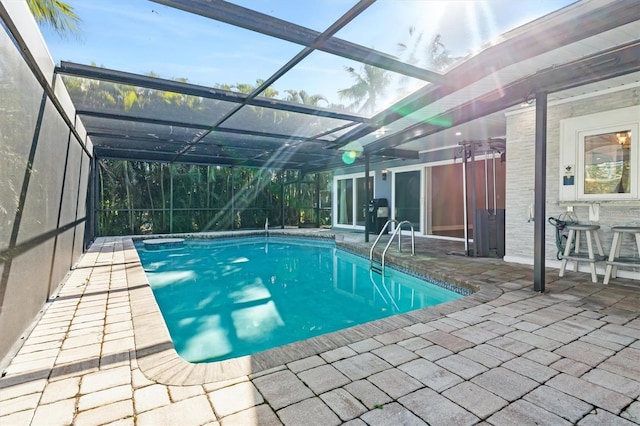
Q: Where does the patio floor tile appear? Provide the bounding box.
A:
[414,344,453,361]
[332,353,391,381]
[1,233,638,425]
[399,387,479,425]
[421,330,475,352]
[487,400,572,425]
[622,401,640,424]
[319,388,367,421]
[30,399,76,426]
[398,358,463,391]
[252,371,313,410]
[133,384,170,413]
[550,358,591,376]
[286,355,325,373]
[598,352,640,382]
[219,404,281,426]
[297,364,350,394]
[321,346,358,362]
[134,396,215,426]
[343,379,392,409]
[441,381,508,419]
[359,402,426,426]
[521,348,562,366]
[80,365,131,394]
[396,336,432,351]
[471,367,538,401]
[277,397,340,426]
[208,381,263,418]
[546,373,633,414]
[366,368,422,399]
[575,408,638,426]
[501,357,558,383]
[504,329,563,351]
[371,344,418,366]
[77,384,132,411]
[553,340,615,366]
[523,385,593,423]
[452,325,499,344]
[435,353,488,380]
[74,400,134,426]
[582,368,640,399]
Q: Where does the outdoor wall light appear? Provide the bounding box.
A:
[381,169,388,180]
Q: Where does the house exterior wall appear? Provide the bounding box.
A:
[505,85,640,277]
[0,3,93,364]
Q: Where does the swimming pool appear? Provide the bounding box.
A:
[136,236,464,362]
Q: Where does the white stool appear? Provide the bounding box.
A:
[603,226,640,285]
[559,224,605,283]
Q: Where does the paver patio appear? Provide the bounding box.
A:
[1,230,639,425]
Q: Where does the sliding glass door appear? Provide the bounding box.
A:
[334,175,373,228]
[393,170,421,232]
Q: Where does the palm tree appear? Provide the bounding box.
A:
[338,64,390,115]
[398,28,459,72]
[284,89,327,107]
[27,0,80,37]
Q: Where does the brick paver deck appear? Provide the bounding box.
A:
[1,230,639,425]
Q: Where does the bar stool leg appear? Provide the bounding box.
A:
[559,229,575,277]
[594,232,604,257]
[604,232,621,285]
[632,232,640,277]
[612,233,624,279]
[573,231,581,272]
[594,231,605,281]
[585,230,597,283]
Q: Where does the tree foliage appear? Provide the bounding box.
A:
[398,28,460,72]
[27,0,80,37]
[98,160,331,235]
[337,64,391,115]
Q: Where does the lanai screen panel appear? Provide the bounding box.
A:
[80,117,202,141]
[44,0,611,170]
[222,106,355,139]
[271,50,430,117]
[47,2,303,89]
[65,76,239,126]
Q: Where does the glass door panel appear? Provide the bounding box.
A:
[394,170,421,232]
[337,179,353,225]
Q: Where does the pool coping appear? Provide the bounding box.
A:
[126,232,503,385]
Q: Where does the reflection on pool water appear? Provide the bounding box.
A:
[136,237,465,362]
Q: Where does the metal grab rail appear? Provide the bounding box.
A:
[369,220,415,275]
[369,219,399,270]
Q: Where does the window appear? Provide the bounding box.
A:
[582,130,631,195]
[559,105,639,202]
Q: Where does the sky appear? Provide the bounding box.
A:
[40,0,576,112]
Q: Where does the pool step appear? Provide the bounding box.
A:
[370,260,383,274]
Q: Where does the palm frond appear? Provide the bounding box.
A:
[26,0,80,37]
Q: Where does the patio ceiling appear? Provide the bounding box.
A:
[49,0,640,172]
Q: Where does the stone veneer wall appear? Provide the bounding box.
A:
[504,85,640,279]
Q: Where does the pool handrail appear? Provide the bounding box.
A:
[370,220,415,275]
[369,219,399,271]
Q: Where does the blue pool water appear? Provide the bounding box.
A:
[136,237,464,362]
